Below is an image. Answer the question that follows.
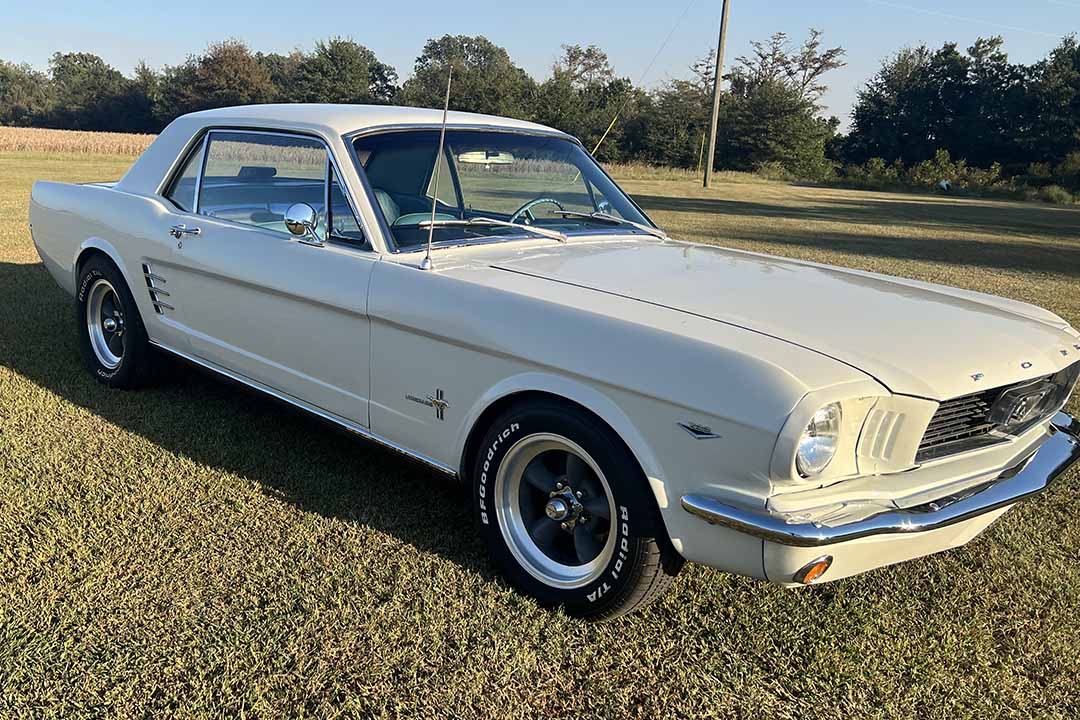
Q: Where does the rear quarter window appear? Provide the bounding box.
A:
[164,141,205,212]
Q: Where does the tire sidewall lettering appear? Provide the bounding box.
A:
[588,505,631,603]
[78,264,129,384]
[78,268,102,303]
[477,421,520,525]
[474,414,638,606]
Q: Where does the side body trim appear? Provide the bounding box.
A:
[150,340,457,477]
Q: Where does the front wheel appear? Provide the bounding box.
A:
[472,398,683,620]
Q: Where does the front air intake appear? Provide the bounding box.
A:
[917,362,1079,463]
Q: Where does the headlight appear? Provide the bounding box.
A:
[796,403,842,477]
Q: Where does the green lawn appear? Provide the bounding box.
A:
[2,151,1079,719]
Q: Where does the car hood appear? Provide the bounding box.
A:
[491,239,1080,399]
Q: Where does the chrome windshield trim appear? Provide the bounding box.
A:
[343,122,576,143]
[390,227,659,256]
[555,210,669,240]
[681,412,1080,547]
[420,217,568,243]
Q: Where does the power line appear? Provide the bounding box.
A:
[864,0,1062,38]
[588,0,698,156]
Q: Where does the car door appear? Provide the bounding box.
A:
[158,129,376,427]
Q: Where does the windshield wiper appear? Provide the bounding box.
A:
[554,211,669,240]
[419,217,567,243]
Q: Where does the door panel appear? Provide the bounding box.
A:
[164,220,374,425]
[157,128,375,426]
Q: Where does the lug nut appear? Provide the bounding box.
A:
[556,482,563,490]
[575,491,583,499]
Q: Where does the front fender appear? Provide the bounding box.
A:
[455,371,773,577]
[457,371,666,495]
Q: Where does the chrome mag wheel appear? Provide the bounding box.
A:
[495,433,617,589]
[86,278,126,370]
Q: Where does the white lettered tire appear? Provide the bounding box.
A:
[76,255,161,388]
[472,397,683,620]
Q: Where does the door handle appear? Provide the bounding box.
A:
[169,224,201,239]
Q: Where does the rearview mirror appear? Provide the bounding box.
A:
[457,150,515,166]
[284,202,321,246]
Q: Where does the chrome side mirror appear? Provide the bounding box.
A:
[284,202,322,246]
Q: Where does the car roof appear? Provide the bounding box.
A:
[117,104,573,196]
[184,104,566,137]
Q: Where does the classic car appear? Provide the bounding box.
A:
[29,104,1080,620]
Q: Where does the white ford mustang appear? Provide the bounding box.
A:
[29,104,1080,619]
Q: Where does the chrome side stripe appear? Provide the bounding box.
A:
[147,340,458,478]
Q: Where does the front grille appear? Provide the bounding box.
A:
[916,389,1000,462]
[915,365,1080,463]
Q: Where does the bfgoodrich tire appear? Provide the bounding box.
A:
[472,398,683,620]
[76,255,160,389]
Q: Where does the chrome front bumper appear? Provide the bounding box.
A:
[681,412,1080,548]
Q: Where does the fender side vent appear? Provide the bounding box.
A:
[142,263,173,314]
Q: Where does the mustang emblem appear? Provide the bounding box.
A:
[970,373,984,382]
[406,388,449,420]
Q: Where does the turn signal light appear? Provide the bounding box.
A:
[793,555,833,584]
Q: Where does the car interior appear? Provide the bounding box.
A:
[165,132,366,247]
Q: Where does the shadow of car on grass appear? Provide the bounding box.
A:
[0,259,497,582]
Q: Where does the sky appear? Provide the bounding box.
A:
[1,0,1077,129]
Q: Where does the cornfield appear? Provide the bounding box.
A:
[0,126,763,186]
[0,126,156,156]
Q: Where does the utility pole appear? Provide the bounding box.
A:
[703,0,731,188]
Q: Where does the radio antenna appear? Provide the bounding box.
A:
[420,66,453,272]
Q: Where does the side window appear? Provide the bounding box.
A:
[164,141,204,212]
[327,166,365,245]
[197,131,328,240]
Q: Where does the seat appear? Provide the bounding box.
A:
[394,212,458,226]
[372,189,400,225]
[373,188,456,227]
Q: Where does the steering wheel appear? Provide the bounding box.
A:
[509,197,565,224]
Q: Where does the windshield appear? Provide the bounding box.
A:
[352,129,653,250]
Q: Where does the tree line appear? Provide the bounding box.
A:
[839,35,1080,199]
[1,32,1078,196]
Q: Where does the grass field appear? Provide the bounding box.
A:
[2,148,1080,719]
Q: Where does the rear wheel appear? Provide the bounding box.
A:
[472,398,683,620]
[76,255,160,388]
